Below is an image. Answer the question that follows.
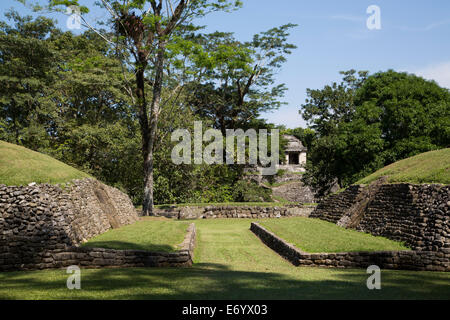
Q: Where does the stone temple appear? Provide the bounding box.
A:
[277,135,307,173]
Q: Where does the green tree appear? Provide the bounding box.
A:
[0,11,144,202]
[188,25,297,135]
[355,70,450,163]
[300,69,450,196]
[0,11,56,145]
[301,70,372,194]
[46,0,243,215]
[0,9,273,206]
[282,127,315,150]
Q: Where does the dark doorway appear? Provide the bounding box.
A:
[289,153,299,165]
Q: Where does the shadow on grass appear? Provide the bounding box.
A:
[0,263,448,300]
[81,241,176,253]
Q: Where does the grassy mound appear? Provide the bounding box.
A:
[259,217,409,253]
[83,218,189,252]
[0,140,90,186]
[357,148,450,185]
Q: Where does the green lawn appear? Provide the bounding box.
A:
[356,148,450,185]
[0,219,448,300]
[83,218,189,252]
[0,140,91,186]
[258,217,409,253]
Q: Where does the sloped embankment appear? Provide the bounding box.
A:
[311,180,449,254]
[0,178,139,271]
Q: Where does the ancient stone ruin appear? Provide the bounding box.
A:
[251,222,448,271]
[0,178,196,271]
[154,204,316,220]
[304,180,449,271]
[277,135,307,173]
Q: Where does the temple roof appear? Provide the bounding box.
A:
[283,135,307,152]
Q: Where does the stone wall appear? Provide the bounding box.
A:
[310,185,366,223]
[271,181,316,204]
[310,182,449,254]
[356,184,449,252]
[244,171,317,203]
[0,178,139,271]
[251,222,449,272]
[154,204,315,220]
[0,223,196,271]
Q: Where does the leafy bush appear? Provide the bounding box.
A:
[232,180,272,202]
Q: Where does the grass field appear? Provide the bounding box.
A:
[259,218,409,253]
[0,218,448,300]
[0,140,91,186]
[356,148,450,185]
[83,218,189,252]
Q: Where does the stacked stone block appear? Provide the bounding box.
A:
[251,222,448,272]
[0,178,139,271]
[154,204,315,220]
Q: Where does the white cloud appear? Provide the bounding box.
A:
[414,62,450,89]
[397,19,450,32]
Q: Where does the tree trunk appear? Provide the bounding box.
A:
[135,56,151,216]
[142,151,154,216]
[141,41,166,216]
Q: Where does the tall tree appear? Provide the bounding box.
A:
[47,0,242,215]
[301,70,371,194]
[0,11,56,145]
[301,69,450,196]
[188,25,297,135]
[355,70,450,163]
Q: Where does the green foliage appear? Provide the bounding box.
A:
[0,10,290,206]
[187,25,297,134]
[192,184,234,203]
[282,127,315,150]
[0,12,136,200]
[301,70,450,196]
[49,1,89,13]
[186,164,241,203]
[152,108,244,204]
[0,10,57,145]
[232,180,272,202]
[43,0,245,215]
[355,70,450,163]
[47,0,241,17]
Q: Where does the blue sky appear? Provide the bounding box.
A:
[1,0,449,128]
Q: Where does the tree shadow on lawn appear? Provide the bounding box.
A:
[81,240,176,253]
[0,263,448,300]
